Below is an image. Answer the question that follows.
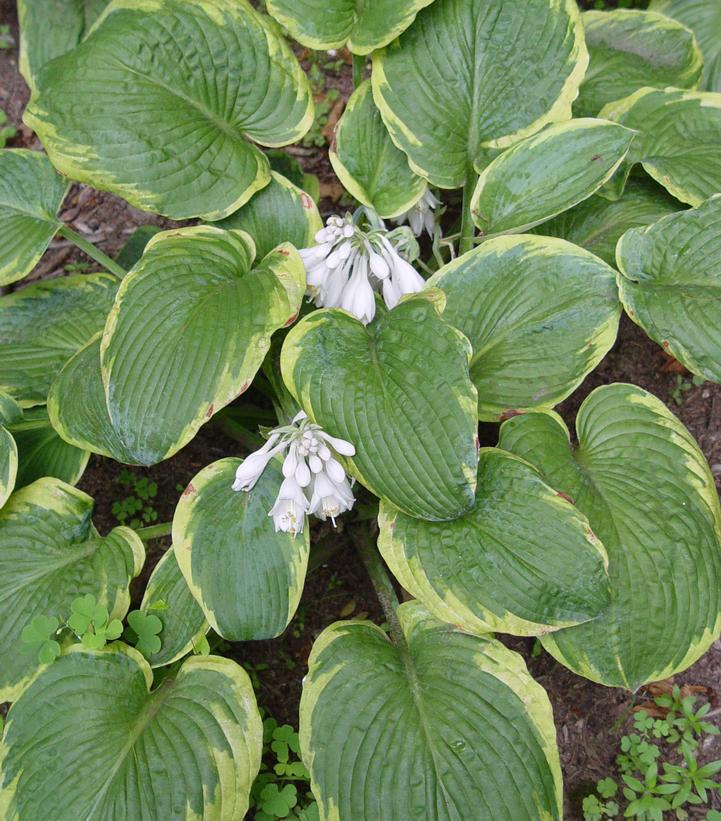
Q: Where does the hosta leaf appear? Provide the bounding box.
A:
[574,10,703,118]
[265,0,435,54]
[532,177,682,266]
[48,335,136,463]
[379,448,610,636]
[57,227,304,465]
[7,406,89,489]
[0,478,144,700]
[372,0,587,188]
[217,171,322,260]
[174,458,309,641]
[300,602,562,820]
[428,236,620,420]
[499,384,721,690]
[24,0,313,220]
[329,80,426,219]
[17,0,109,90]
[600,87,721,206]
[617,195,721,382]
[0,647,262,819]
[650,0,721,92]
[0,150,68,287]
[140,548,208,668]
[0,272,117,405]
[471,119,634,236]
[281,292,478,521]
[0,409,18,510]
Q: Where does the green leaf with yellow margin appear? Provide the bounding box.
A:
[0,149,68,287]
[650,0,721,92]
[470,119,635,236]
[216,171,322,260]
[7,406,89,489]
[428,236,620,420]
[24,0,314,220]
[300,601,562,820]
[0,393,21,510]
[17,0,109,91]
[531,177,682,267]
[575,9,703,118]
[265,0,436,55]
[599,87,721,206]
[281,291,478,521]
[50,227,305,465]
[378,448,610,637]
[372,0,588,188]
[0,646,262,819]
[139,547,209,668]
[0,478,144,701]
[329,80,426,219]
[173,458,309,641]
[617,195,721,383]
[0,272,117,406]
[499,383,721,690]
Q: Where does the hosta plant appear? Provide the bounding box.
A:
[2,0,721,818]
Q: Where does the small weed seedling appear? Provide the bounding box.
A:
[0,110,15,147]
[583,686,721,819]
[112,468,158,528]
[670,374,705,406]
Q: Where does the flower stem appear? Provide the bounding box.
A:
[353,527,406,649]
[59,225,126,279]
[458,165,477,256]
[134,521,172,542]
[352,54,366,88]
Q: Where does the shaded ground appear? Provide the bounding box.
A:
[2,0,720,816]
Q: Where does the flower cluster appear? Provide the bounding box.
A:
[300,214,426,324]
[393,189,440,237]
[231,411,355,537]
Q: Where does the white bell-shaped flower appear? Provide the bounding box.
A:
[231,434,283,491]
[393,190,440,237]
[268,476,309,536]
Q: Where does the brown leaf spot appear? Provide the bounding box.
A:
[591,154,603,162]
[284,313,298,327]
[205,404,214,418]
[499,409,523,421]
[555,490,575,505]
[300,192,313,209]
[182,482,196,496]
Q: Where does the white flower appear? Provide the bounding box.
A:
[298,213,426,324]
[308,471,354,524]
[269,476,309,536]
[231,434,283,491]
[231,411,356,534]
[393,190,440,237]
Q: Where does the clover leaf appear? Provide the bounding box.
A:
[124,610,162,659]
[21,615,61,665]
[68,594,123,650]
[259,783,298,818]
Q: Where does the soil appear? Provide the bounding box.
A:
[2,0,720,817]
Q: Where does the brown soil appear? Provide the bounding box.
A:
[2,0,720,817]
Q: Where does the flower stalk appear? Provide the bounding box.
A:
[58,224,127,279]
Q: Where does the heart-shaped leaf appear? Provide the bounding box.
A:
[300,602,562,819]
[217,172,322,261]
[140,547,208,668]
[0,478,144,700]
[574,9,703,118]
[650,0,721,92]
[0,647,262,819]
[471,119,634,236]
[24,0,313,220]
[0,272,117,405]
[266,0,435,54]
[8,406,89,490]
[281,292,478,520]
[428,236,620,420]
[600,87,721,206]
[0,149,68,286]
[51,227,304,465]
[372,0,587,188]
[499,384,721,690]
[174,457,309,641]
[329,80,426,219]
[532,177,683,266]
[17,0,109,90]
[617,195,721,382]
[379,448,610,636]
